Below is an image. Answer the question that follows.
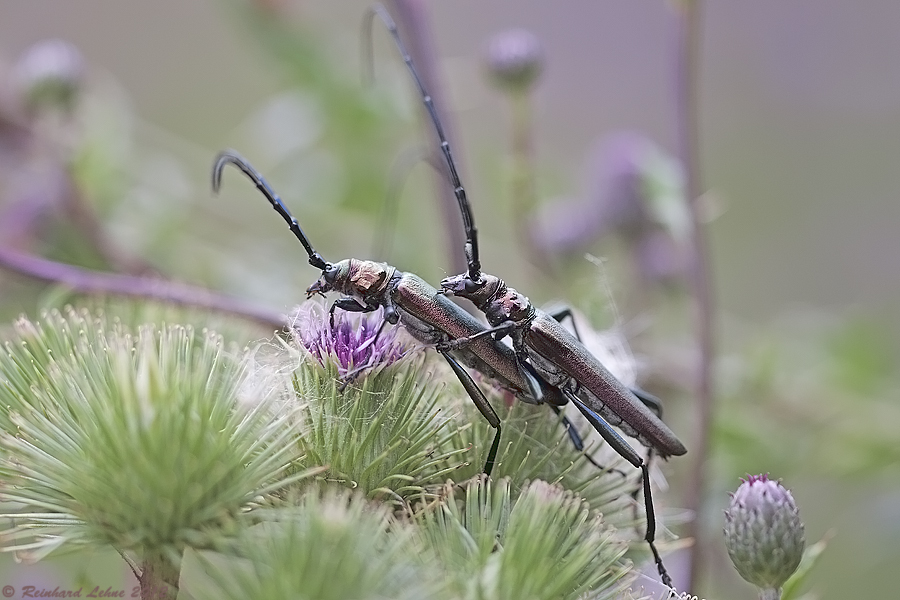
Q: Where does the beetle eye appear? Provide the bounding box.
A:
[464,278,484,295]
[324,265,340,284]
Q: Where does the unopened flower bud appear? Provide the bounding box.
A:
[485,29,543,92]
[724,474,805,593]
[12,39,85,115]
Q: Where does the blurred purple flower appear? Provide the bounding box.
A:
[290,301,409,377]
[530,132,651,252]
[11,39,85,115]
[636,229,684,284]
[485,29,544,92]
[529,131,688,285]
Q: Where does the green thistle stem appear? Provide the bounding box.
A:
[509,89,539,267]
[139,551,181,600]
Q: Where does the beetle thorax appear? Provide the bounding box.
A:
[483,280,533,326]
[343,259,395,296]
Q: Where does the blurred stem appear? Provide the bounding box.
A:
[386,0,468,277]
[0,246,286,330]
[509,90,541,271]
[671,0,715,592]
[139,551,180,600]
[760,589,781,600]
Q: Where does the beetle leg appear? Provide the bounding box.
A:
[329,296,375,328]
[549,404,633,476]
[510,329,531,366]
[439,349,501,476]
[565,390,673,589]
[546,308,664,507]
[435,320,517,352]
[629,387,663,419]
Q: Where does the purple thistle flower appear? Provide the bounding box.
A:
[289,301,410,377]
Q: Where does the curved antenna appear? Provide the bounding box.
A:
[365,4,482,282]
[212,150,329,270]
[372,145,444,261]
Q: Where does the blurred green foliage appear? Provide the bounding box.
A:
[715,314,900,477]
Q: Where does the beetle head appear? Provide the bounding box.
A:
[306,260,347,298]
[440,273,500,307]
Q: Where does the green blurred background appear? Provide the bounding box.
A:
[0,1,898,598]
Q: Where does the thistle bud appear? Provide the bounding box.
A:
[485,29,543,92]
[11,39,85,115]
[724,475,805,596]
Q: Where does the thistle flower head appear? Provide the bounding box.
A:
[195,489,438,600]
[287,300,464,499]
[0,307,310,561]
[290,301,409,378]
[417,477,633,600]
[485,29,544,92]
[724,474,806,594]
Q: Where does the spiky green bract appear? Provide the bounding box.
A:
[194,488,439,600]
[0,307,312,563]
[290,348,466,500]
[724,475,806,599]
[72,298,276,345]
[417,477,633,600]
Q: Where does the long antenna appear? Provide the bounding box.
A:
[212,150,329,270]
[366,4,482,282]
